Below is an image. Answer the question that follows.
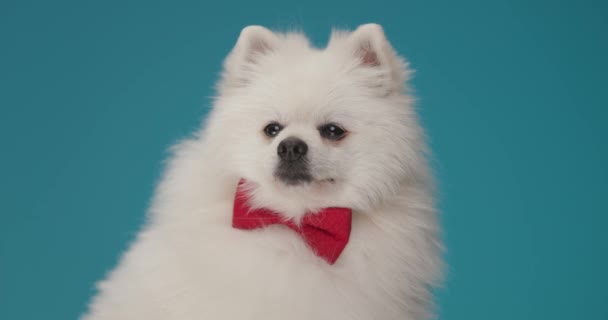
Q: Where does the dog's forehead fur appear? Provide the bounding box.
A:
[225,55,400,134]
[216,26,412,132]
[236,50,355,116]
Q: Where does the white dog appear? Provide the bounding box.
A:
[83,23,442,320]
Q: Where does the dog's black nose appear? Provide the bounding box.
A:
[277,137,308,162]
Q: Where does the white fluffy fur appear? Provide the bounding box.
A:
[82,24,442,320]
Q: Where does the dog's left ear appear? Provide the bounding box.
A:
[346,24,409,95]
[220,26,279,92]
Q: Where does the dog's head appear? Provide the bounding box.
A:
[208,24,427,218]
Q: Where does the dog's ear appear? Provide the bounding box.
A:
[346,24,409,95]
[220,26,278,92]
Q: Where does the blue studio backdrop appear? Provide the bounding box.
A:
[1,0,607,319]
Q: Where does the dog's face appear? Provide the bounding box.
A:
[209,24,425,217]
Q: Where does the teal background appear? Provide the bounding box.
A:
[1,0,607,319]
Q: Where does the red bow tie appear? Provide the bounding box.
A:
[232,179,352,264]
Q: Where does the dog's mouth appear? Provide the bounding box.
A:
[274,159,337,186]
[275,173,336,187]
[276,172,313,186]
[274,161,312,186]
[274,166,337,187]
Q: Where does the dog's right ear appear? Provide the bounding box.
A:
[220,26,278,92]
[345,24,408,96]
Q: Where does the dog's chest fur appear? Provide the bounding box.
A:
[86,194,432,320]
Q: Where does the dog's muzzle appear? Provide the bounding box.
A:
[275,137,312,185]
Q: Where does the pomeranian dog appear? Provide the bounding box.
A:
[82,23,442,320]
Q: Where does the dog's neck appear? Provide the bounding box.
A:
[240,179,349,221]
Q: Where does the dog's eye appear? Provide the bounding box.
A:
[319,123,347,141]
[263,122,283,137]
